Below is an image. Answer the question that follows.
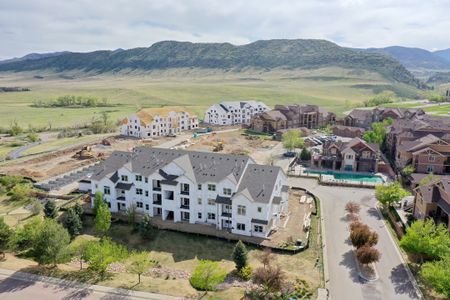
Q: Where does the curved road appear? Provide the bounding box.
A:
[7,141,41,159]
[288,177,422,300]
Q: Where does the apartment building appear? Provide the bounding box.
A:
[120,108,199,139]
[251,104,335,133]
[343,107,424,129]
[311,137,380,172]
[204,101,269,126]
[90,147,288,238]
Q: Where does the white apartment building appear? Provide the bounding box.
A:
[89,147,289,238]
[204,101,269,126]
[120,108,199,139]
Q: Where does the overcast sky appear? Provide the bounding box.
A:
[1,0,450,60]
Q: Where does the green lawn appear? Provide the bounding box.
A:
[423,104,450,115]
[0,68,421,128]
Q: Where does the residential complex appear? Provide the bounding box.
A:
[343,107,424,129]
[330,125,365,138]
[251,104,335,133]
[413,176,450,232]
[204,101,269,126]
[120,108,199,138]
[311,137,380,172]
[90,147,288,238]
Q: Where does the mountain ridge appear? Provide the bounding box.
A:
[0,39,425,89]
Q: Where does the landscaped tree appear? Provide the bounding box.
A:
[93,191,104,215]
[299,148,311,161]
[32,219,71,266]
[44,199,58,218]
[401,165,415,176]
[421,255,450,299]
[0,217,13,259]
[189,260,227,292]
[126,204,137,226]
[375,181,410,209]
[363,118,393,148]
[139,215,157,240]
[11,217,43,251]
[9,184,31,202]
[83,238,128,280]
[95,203,111,237]
[63,207,83,238]
[356,245,381,266]
[282,130,303,153]
[0,175,24,190]
[126,251,156,284]
[400,219,450,263]
[345,202,361,215]
[74,202,84,218]
[68,238,91,270]
[30,200,43,216]
[232,240,248,271]
[349,223,378,249]
[418,173,441,186]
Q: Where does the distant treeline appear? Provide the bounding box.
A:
[31,95,115,108]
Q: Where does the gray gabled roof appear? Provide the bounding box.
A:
[236,164,282,204]
[91,151,132,181]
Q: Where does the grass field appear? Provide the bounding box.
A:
[0,68,420,128]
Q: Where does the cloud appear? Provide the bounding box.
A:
[0,0,449,59]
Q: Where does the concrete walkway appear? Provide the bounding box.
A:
[288,177,422,300]
[0,268,181,300]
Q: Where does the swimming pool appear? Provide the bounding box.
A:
[305,169,384,183]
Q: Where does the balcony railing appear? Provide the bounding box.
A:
[117,196,126,201]
[221,212,232,218]
[180,204,190,209]
[180,190,190,195]
[153,187,162,192]
[153,199,162,205]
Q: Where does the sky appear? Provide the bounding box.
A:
[1,0,450,60]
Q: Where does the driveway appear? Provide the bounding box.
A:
[0,268,180,300]
[287,177,421,300]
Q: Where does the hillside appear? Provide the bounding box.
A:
[361,46,450,70]
[434,49,450,63]
[0,39,425,89]
[0,51,69,65]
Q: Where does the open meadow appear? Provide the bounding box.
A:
[0,67,421,129]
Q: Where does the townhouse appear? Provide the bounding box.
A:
[90,147,289,238]
[250,104,335,133]
[343,107,424,129]
[330,125,365,138]
[120,108,199,139]
[311,137,380,172]
[413,176,450,232]
[204,101,269,126]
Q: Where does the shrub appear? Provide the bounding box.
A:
[349,223,378,249]
[189,260,227,291]
[237,265,252,281]
[139,215,157,240]
[0,217,13,259]
[345,201,361,215]
[44,200,58,218]
[356,246,381,265]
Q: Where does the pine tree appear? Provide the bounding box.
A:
[44,200,58,218]
[63,208,83,238]
[232,240,248,271]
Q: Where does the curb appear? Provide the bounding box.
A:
[352,250,379,282]
[0,268,181,300]
[318,193,330,299]
[374,205,424,300]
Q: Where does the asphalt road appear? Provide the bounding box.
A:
[0,269,180,300]
[288,177,422,300]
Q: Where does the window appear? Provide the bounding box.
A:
[346,155,353,159]
[136,202,143,208]
[145,204,149,210]
[254,225,263,233]
[198,212,202,219]
[144,177,148,183]
[427,165,434,173]
[104,186,110,195]
[429,155,436,162]
[197,198,202,205]
[198,184,202,190]
[107,202,111,208]
[136,188,143,195]
[145,190,149,197]
[257,207,262,213]
[208,199,215,206]
[208,184,216,191]
[207,213,216,220]
[121,175,128,182]
[237,223,245,231]
[135,175,142,182]
[237,205,246,216]
[223,188,232,196]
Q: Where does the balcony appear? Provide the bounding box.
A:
[180,190,190,196]
[221,212,232,218]
[153,199,162,205]
[117,196,126,201]
[153,187,162,192]
[180,204,190,210]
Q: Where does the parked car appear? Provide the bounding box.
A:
[283,151,296,158]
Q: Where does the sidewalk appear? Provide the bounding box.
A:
[0,267,182,300]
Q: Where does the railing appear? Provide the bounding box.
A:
[117,196,126,201]
[153,187,162,191]
[180,204,190,209]
[153,199,162,205]
[221,212,232,217]
[180,190,190,195]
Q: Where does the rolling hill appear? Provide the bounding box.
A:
[360,46,450,70]
[0,39,425,89]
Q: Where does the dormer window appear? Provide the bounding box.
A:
[121,175,128,182]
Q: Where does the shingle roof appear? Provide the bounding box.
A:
[346,109,373,120]
[236,164,281,204]
[91,151,133,181]
[115,182,134,190]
